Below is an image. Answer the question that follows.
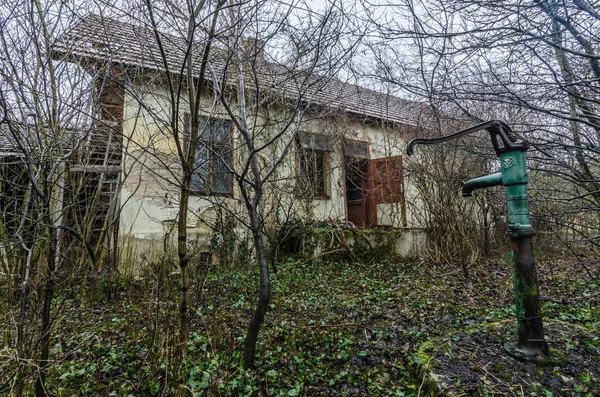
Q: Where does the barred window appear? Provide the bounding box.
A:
[186,116,233,196]
[296,132,332,199]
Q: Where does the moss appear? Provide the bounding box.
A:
[273,222,411,263]
[361,228,374,236]
[415,339,439,369]
[546,348,568,367]
[419,340,437,354]
[343,229,356,239]
[411,339,447,397]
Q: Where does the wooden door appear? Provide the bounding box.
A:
[367,156,407,227]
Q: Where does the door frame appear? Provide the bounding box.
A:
[342,139,371,227]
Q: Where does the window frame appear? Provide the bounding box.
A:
[184,113,234,197]
[295,133,331,200]
[342,138,370,159]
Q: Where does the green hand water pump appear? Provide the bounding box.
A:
[407,120,549,359]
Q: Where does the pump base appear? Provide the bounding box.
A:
[503,342,560,366]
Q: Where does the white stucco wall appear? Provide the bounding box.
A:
[117,82,424,255]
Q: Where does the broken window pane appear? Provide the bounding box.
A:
[297,132,332,152]
[191,145,209,192]
[211,145,232,194]
[344,140,369,158]
[298,148,327,198]
[190,117,233,195]
[345,157,368,201]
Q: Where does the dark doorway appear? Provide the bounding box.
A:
[345,156,369,228]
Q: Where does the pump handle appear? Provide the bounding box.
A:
[406,120,528,156]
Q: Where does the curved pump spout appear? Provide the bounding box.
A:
[461,173,503,197]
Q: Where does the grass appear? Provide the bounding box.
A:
[1,254,598,396]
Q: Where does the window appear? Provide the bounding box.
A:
[299,149,328,198]
[187,116,233,196]
[344,140,369,158]
[296,132,332,199]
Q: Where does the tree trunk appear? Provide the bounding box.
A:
[243,208,270,369]
[35,215,58,397]
[552,38,600,205]
[15,246,33,397]
[177,179,191,340]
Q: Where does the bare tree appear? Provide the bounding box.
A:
[0,2,130,394]
[361,0,600,262]
[48,0,364,370]
[140,0,228,341]
[196,0,365,368]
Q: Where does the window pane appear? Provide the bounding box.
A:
[299,149,326,197]
[344,140,368,158]
[193,118,233,195]
[200,119,230,143]
[211,145,232,194]
[299,151,312,177]
[313,152,325,197]
[345,157,367,201]
[298,132,332,152]
[191,145,209,192]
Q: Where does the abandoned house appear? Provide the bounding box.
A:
[5,14,432,264]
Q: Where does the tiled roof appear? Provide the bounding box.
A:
[52,14,425,125]
[0,121,81,157]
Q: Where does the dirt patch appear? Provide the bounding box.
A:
[418,319,599,396]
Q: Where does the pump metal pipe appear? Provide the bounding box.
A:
[497,150,547,357]
[407,121,549,359]
[461,173,503,197]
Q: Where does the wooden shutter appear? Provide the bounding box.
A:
[368,156,407,227]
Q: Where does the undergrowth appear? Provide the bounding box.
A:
[0,254,598,396]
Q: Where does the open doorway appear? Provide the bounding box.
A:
[344,138,407,228]
[344,140,370,228]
